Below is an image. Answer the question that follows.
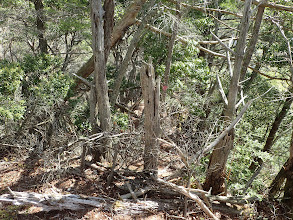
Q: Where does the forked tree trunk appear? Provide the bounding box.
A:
[71,0,147,89]
[204,0,252,195]
[90,0,113,161]
[140,60,160,174]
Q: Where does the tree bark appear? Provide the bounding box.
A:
[240,2,266,81]
[74,0,147,85]
[268,158,289,198]
[33,0,48,54]
[140,60,160,174]
[283,124,293,209]
[204,0,252,195]
[103,0,114,63]
[91,0,112,161]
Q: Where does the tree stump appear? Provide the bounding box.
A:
[140,60,160,175]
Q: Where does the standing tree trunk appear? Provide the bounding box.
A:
[249,95,293,172]
[269,123,293,215]
[283,128,293,209]
[204,0,252,195]
[162,1,180,102]
[33,0,48,54]
[110,19,146,105]
[90,0,113,162]
[140,60,160,175]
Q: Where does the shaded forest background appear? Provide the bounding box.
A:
[1,0,293,219]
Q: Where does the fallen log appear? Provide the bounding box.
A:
[0,187,159,214]
[0,187,110,212]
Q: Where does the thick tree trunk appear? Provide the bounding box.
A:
[91,0,113,161]
[140,61,160,174]
[204,0,252,195]
[33,0,48,54]
[268,158,289,199]
[283,125,293,209]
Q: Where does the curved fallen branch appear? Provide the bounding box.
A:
[156,178,219,220]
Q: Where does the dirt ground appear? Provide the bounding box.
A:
[0,154,291,220]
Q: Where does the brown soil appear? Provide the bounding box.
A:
[0,155,291,220]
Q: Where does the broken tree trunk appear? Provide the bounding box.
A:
[140,60,160,174]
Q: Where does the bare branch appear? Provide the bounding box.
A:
[211,32,235,55]
[156,178,219,220]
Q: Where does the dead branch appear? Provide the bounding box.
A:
[120,186,152,200]
[156,178,219,220]
[190,99,253,164]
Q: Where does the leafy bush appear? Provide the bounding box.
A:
[0,60,25,121]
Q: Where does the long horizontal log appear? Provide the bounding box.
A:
[0,188,160,214]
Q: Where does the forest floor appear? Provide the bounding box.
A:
[0,151,291,220]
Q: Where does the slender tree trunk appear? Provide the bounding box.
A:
[268,125,293,215]
[103,0,114,63]
[91,0,113,162]
[249,95,293,172]
[162,1,180,101]
[204,0,252,195]
[140,60,160,174]
[110,20,146,105]
[240,3,266,81]
[33,0,48,54]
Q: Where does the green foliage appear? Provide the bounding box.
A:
[141,32,168,67]
[0,61,25,121]
[0,61,23,95]
[21,54,72,104]
[0,205,22,220]
[72,99,91,132]
[113,111,129,131]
